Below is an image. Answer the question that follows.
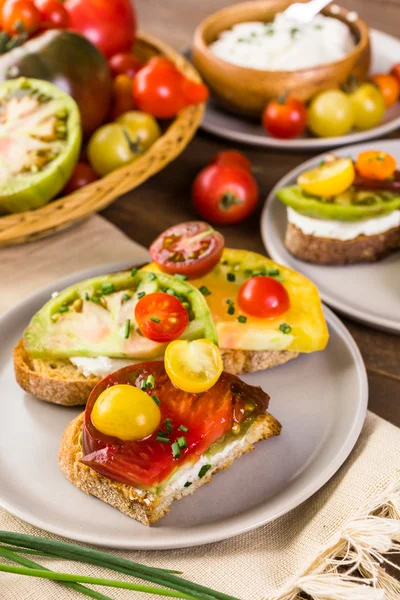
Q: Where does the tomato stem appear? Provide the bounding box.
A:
[219,192,243,211]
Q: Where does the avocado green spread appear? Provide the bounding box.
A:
[24,270,217,359]
[277,185,400,221]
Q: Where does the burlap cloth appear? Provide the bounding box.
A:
[1,216,399,600]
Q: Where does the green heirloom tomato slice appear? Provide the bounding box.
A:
[277,185,400,222]
[24,269,217,360]
[0,77,81,214]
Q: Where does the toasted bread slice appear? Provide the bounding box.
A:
[59,411,281,525]
[14,339,298,406]
[285,223,400,265]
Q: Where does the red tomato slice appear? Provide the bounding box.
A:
[210,150,252,172]
[135,292,188,343]
[149,221,224,279]
[81,362,270,487]
[238,276,290,318]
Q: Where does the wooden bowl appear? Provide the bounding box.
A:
[192,0,371,118]
[0,32,205,248]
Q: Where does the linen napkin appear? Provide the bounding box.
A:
[1,215,399,600]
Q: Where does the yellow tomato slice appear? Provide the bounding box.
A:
[91,384,161,441]
[165,339,223,394]
[298,158,355,197]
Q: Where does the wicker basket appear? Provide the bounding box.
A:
[0,32,205,248]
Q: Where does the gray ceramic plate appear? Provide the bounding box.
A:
[262,139,400,334]
[198,30,400,151]
[0,262,367,549]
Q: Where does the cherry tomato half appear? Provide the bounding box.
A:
[135,292,189,343]
[210,150,252,172]
[371,73,400,108]
[63,162,98,194]
[356,151,397,181]
[109,53,142,78]
[238,276,290,318]
[262,97,307,139]
[149,221,224,279]
[1,0,41,34]
[35,0,69,29]
[192,164,259,225]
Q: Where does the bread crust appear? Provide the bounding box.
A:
[59,412,282,525]
[14,339,298,406]
[285,223,400,265]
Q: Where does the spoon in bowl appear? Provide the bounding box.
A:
[283,0,333,24]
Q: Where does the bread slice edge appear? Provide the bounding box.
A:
[59,411,282,525]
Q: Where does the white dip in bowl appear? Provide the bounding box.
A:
[209,13,355,71]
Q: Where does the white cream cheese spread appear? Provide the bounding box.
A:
[287,207,400,241]
[209,13,355,71]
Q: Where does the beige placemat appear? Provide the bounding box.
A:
[1,216,400,600]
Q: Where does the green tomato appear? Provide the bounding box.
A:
[348,83,385,131]
[88,111,161,177]
[0,77,81,214]
[308,90,354,138]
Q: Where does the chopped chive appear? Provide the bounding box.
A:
[130,268,138,277]
[184,481,192,488]
[165,418,173,433]
[148,273,157,281]
[59,306,69,313]
[151,394,161,406]
[124,319,131,339]
[91,296,101,303]
[84,292,90,301]
[279,323,292,334]
[319,160,326,167]
[198,464,212,479]
[157,430,169,438]
[227,304,235,316]
[171,442,181,459]
[146,374,155,389]
[165,288,176,296]
[267,268,280,277]
[177,436,187,449]
[156,435,170,443]
[101,283,115,295]
[199,286,211,296]
[140,379,147,391]
[174,274,188,281]
[150,317,161,323]
[244,269,253,277]
[238,315,247,324]
[121,293,131,302]
[227,273,236,282]
[226,299,234,305]
[179,425,188,432]
[137,291,145,299]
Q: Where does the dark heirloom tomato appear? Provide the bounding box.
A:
[65,0,136,58]
[81,362,270,488]
[0,30,112,137]
[150,221,225,279]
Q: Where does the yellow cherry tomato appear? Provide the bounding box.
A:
[91,384,161,441]
[164,339,223,394]
[297,157,355,197]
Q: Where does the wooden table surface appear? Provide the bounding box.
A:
[103,0,400,432]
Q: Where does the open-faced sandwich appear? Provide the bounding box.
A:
[59,340,281,525]
[15,221,328,405]
[277,151,400,265]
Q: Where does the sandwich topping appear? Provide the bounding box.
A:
[80,362,270,489]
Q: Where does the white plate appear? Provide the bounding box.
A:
[198,30,400,151]
[0,262,367,550]
[262,139,400,334]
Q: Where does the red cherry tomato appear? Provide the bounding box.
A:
[238,276,290,318]
[63,162,98,195]
[210,150,251,172]
[192,164,259,225]
[149,221,224,279]
[262,97,308,139]
[35,0,69,29]
[110,74,135,119]
[1,0,41,34]
[135,292,189,343]
[108,53,142,78]
[64,0,136,58]
[133,57,208,118]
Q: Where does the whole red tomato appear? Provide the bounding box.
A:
[35,0,69,29]
[192,164,259,225]
[63,162,98,194]
[1,0,41,34]
[133,57,208,119]
[64,0,136,58]
[262,96,307,139]
[109,53,142,78]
